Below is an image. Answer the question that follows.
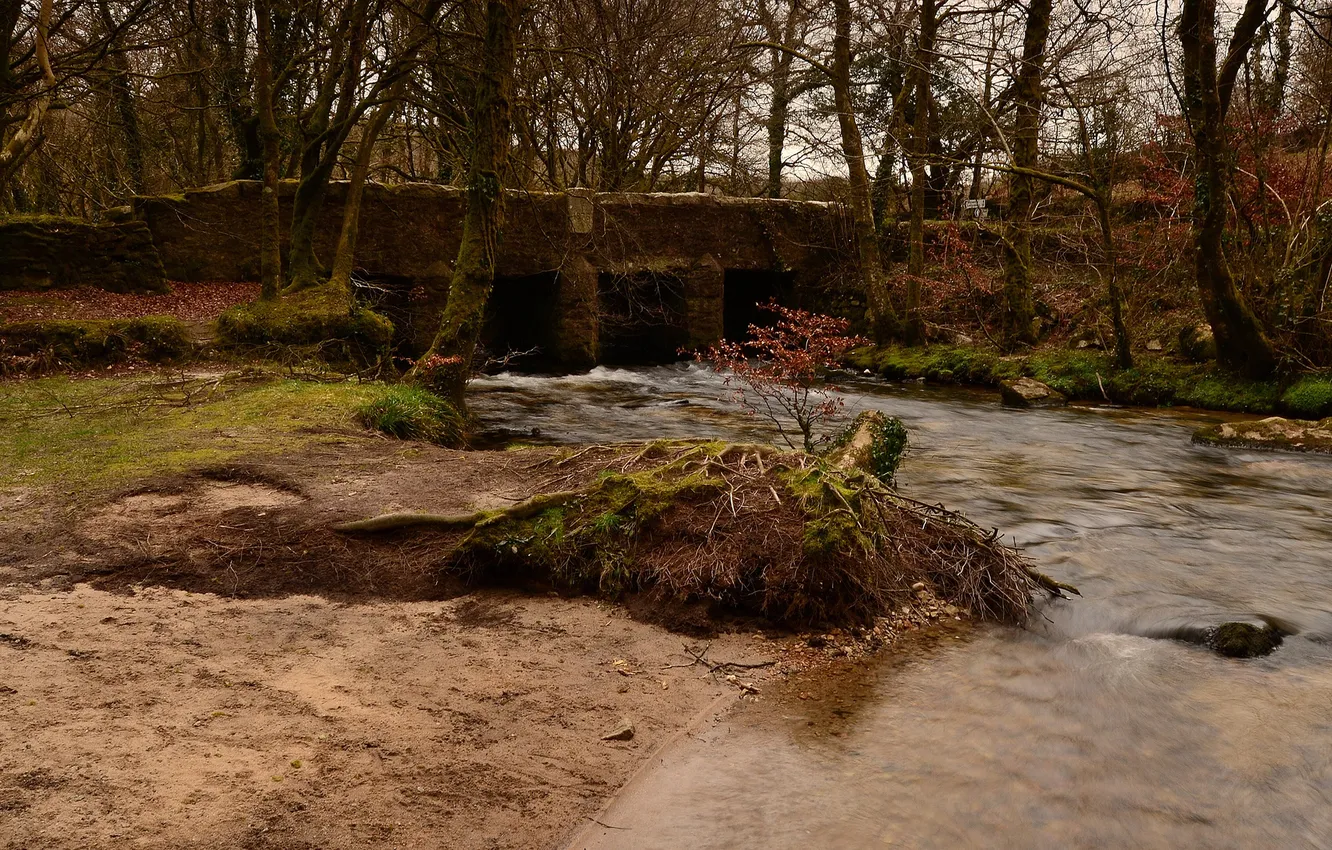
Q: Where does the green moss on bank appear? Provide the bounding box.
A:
[215,287,394,369]
[0,373,381,492]
[845,345,1325,415]
[0,316,193,373]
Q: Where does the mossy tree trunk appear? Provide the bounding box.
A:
[329,89,401,302]
[904,0,937,346]
[284,0,373,295]
[766,40,794,199]
[1001,0,1051,351]
[760,0,805,200]
[413,0,519,410]
[254,0,282,302]
[831,0,899,343]
[1177,0,1279,378]
[283,0,444,296]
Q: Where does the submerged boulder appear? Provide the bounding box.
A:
[1000,377,1067,409]
[1193,416,1332,454]
[1208,622,1283,658]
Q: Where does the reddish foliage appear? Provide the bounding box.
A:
[696,302,865,452]
[0,282,260,324]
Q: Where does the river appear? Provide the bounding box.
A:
[470,365,1332,849]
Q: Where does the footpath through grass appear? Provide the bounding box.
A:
[0,372,381,494]
[847,345,1332,418]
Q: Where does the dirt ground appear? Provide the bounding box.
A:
[0,440,788,849]
[0,584,775,850]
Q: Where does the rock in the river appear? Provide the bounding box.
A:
[1193,416,1332,454]
[1000,377,1067,409]
[1208,622,1283,658]
[1178,323,1217,362]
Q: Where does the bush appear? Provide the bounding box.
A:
[355,385,464,446]
[0,316,192,373]
[1281,375,1332,419]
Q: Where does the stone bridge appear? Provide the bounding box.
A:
[133,181,858,370]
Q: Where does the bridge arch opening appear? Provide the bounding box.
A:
[596,271,689,364]
[723,269,796,341]
[481,271,561,371]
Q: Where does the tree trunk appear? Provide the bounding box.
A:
[1177,0,1278,377]
[285,0,371,293]
[97,0,145,195]
[904,0,936,345]
[767,50,792,199]
[832,0,898,342]
[413,0,518,410]
[1001,0,1051,351]
[255,0,282,301]
[1097,200,1132,369]
[329,94,400,300]
[0,0,55,192]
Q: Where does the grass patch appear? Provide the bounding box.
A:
[355,385,465,447]
[0,372,381,493]
[849,344,1286,413]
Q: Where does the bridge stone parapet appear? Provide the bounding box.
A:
[133,181,856,369]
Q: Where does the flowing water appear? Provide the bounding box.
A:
[471,365,1332,849]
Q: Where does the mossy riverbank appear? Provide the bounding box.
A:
[0,371,382,493]
[846,345,1332,418]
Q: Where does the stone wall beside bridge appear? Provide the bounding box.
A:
[132,181,858,370]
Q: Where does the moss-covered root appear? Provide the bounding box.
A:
[825,410,908,483]
[333,489,581,533]
[329,440,1056,628]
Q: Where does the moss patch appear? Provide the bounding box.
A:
[425,441,1039,627]
[215,287,394,370]
[1280,375,1332,419]
[0,316,193,374]
[849,344,1287,413]
[0,372,381,493]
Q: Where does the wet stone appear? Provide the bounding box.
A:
[1208,622,1283,659]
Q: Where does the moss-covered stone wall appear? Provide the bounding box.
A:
[133,182,856,369]
[0,218,168,293]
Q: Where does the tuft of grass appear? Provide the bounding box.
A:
[355,385,465,447]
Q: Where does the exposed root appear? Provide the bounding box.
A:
[333,490,582,533]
